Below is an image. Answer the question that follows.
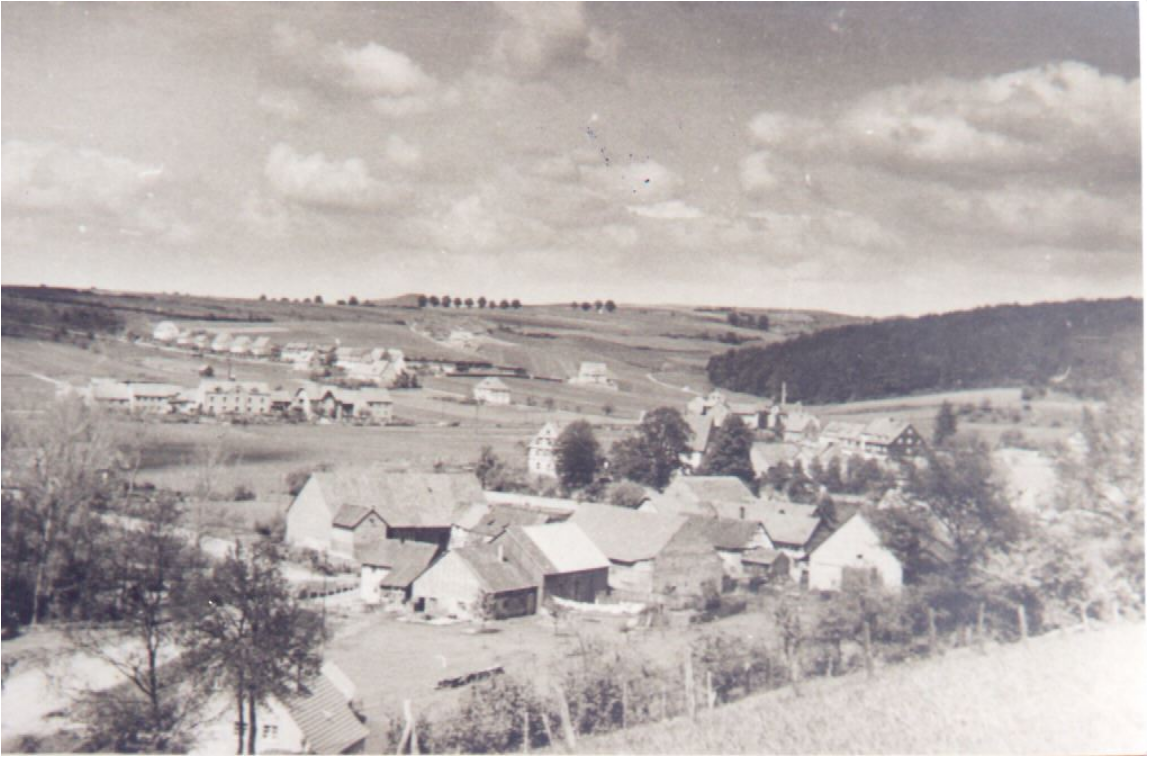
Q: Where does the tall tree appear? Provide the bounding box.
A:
[604,300,616,313]
[933,401,958,446]
[608,407,691,490]
[698,415,755,486]
[554,421,603,493]
[417,294,429,308]
[1,398,129,625]
[477,296,487,308]
[72,497,208,752]
[180,542,326,755]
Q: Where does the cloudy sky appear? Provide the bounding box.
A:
[1,2,1141,316]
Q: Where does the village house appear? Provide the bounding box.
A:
[728,402,771,430]
[280,342,315,364]
[249,335,273,357]
[568,504,724,603]
[757,498,823,558]
[411,543,538,620]
[285,468,487,556]
[649,475,761,521]
[355,387,394,423]
[151,320,180,342]
[190,662,368,755]
[86,379,133,411]
[199,380,272,416]
[781,411,822,443]
[819,420,868,451]
[229,335,253,355]
[750,442,802,478]
[806,512,903,592]
[491,522,610,605]
[209,332,234,353]
[681,410,722,470]
[459,501,569,544]
[190,333,210,351]
[679,514,774,580]
[568,361,619,390]
[329,505,388,558]
[128,382,185,414]
[860,418,927,459]
[357,538,439,605]
[473,377,512,405]
[741,547,794,583]
[686,390,728,417]
[527,421,560,478]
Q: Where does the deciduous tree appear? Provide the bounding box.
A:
[555,421,603,493]
[698,415,755,486]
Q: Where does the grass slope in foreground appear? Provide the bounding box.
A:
[571,622,1146,755]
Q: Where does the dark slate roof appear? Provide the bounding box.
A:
[456,544,537,593]
[281,674,369,755]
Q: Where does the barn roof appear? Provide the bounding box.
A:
[475,377,510,391]
[750,442,801,471]
[568,504,689,564]
[783,412,821,432]
[651,476,759,519]
[512,523,609,574]
[312,469,485,528]
[863,418,918,444]
[742,547,786,565]
[129,382,184,398]
[332,504,378,529]
[455,545,537,593]
[685,413,717,453]
[822,421,866,440]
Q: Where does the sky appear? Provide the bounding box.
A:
[1,2,1142,317]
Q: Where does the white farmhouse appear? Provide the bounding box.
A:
[528,422,560,478]
[569,361,618,391]
[806,513,903,592]
[473,377,511,405]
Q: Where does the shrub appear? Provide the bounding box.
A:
[230,485,255,501]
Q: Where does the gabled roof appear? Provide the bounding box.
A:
[455,544,537,593]
[661,476,759,512]
[310,468,485,528]
[531,422,560,446]
[481,491,581,515]
[863,418,919,444]
[332,503,379,529]
[470,503,557,538]
[568,503,690,564]
[783,412,821,432]
[357,539,439,587]
[280,670,369,755]
[822,421,866,440]
[750,442,801,471]
[510,523,609,574]
[680,514,767,552]
[129,382,184,398]
[758,498,822,548]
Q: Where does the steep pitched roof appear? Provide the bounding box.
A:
[455,544,537,593]
[750,442,801,472]
[312,469,485,528]
[280,671,369,755]
[685,413,716,453]
[511,523,609,574]
[758,498,822,548]
[357,539,439,586]
[470,503,556,539]
[659,476,759,516]
[822,421,866,440]
[742,547,785,565]
[783,412,821,433]
[863,418,919,445]
[568,504,690,564]
[332,504,379,529]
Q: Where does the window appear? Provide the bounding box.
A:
[262,724,279,739]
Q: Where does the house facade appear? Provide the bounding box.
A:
[411,544,538,620]
[568,361,618,390]
[527,422,560,478]
[357,539,439,605]
[473,377,511,405]
[199,380,272,416]
[806,513,903,592]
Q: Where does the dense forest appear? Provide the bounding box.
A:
[706,299,1143,403]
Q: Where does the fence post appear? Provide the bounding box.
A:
[706,670,715,710]
[862,618,874,679]
[396,700,414,755]
[684,649,697,720]
[553,684,577,752]
[1017,604,1028,644]
[928,606,938,656]
[976,602,987,653]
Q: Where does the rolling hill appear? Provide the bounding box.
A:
[706,298,1142,404]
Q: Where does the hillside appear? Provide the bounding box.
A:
[570,623,1146,755]
[706,298,1143,403]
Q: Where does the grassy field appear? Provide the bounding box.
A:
[569,622,1146,755]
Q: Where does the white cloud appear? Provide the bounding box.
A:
[328,41,437,97]
[265,142,398,210]
[579,159,683,204]
[492,2,615,75]
[257,90,304,121]
[2,140,162,214]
